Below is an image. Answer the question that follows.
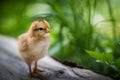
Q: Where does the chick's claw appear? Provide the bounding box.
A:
[33,68,45,75]
[29,73,41,78]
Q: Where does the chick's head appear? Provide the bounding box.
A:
[29,20,50,37]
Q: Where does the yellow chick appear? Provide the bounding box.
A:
[18,20,50,77]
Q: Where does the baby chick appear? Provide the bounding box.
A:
[18,20,50,77]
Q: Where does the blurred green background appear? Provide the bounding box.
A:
[0,0,120,79]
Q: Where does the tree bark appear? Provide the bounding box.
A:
[0,35,113,80]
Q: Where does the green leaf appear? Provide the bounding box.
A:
[85,50,113,65]
[115,58,120,70]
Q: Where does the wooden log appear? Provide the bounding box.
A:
[0,35,113,80]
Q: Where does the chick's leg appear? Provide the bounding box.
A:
[28,64,40,78]
[33,61,45,74]
[28,64,32,77]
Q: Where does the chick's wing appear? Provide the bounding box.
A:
[18,33,28,51]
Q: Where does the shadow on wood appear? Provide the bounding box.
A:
[0,35,113,80]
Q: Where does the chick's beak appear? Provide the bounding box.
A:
[45,29,50,33]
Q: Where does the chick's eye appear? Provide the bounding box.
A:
[39,27,44,30]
